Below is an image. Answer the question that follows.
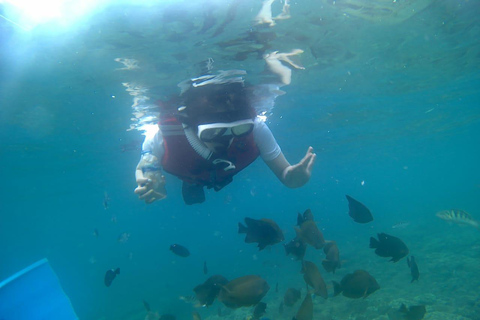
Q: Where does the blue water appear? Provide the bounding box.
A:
[1,0,479,319]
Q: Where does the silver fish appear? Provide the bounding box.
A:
[392,221,410,229]
[436,209,479,229]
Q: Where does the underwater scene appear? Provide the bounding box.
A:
[0,0,479,319]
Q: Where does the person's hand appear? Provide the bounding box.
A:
[282,146,316,188]
[134,174,167,204]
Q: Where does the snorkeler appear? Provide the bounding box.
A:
[134,70,315,205]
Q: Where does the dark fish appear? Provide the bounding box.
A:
[170,244,190,257]
[283,288,301,306]
[302,261,328,299]
[399,303,426,320]
[143,299,151,312]
[295,220,325,249]
[346,195,373,223]
[104,267,120,287]
[192,311,202,320]
[284,237,307,260]
[159,314,176,320]
[333,270,380,299]
[93,228,99,238]
[238,217,284,250]
[293,293,313,320]
[407,256,419,283]
[295,209,325,249]
[322,241,341,274]
[218,275,270,308]
[203,261,208,275]
[370,233,409,262]
[194,275,229,307]
[253,302,267,320]
[297,209,315,225]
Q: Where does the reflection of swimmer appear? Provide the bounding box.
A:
[114,58,139,70]
[255,0,291,26]
[274,0,290,21]
[264,50,305,85]
[134,70,315,205]
[255,0,276,26]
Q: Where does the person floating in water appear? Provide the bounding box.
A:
[134,70,315,205]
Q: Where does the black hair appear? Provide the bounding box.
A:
[179,82,256,126]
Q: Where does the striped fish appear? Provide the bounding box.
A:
[436,209,479,229]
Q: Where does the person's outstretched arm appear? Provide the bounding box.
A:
[134,126,167,204]
[265,146,316,188]
[134,154,167,203]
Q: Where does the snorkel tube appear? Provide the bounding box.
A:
[182,123,213,161]
[182,123,236,171]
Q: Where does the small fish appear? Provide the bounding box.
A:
[322,241,341,274]
[399,303,426,320]
[117,232,130,243]
[283,288,301,306]
[238,217,284,250]
[253,302,267,320]
[392,221,411,229]
[278,301,284,314]
[333,270,380,299]
[275,282,279,293]
[370,233,409,262]
[284,237,307,260]
[301,261,327,299]
[104,268,120,287]
[218,275,270,308]
[170,244,190,257]
[194,275,229,307]
[297,209,315,225]
[293,293,313,320]
[203,261,208,274]
[436,209,479,229]
[93,228,99,238]
[346,195,373,223]
[295,210,325,249]
[407,256,419,283]
[103,191,110,210]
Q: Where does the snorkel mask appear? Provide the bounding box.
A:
[197,119,254,142]
[177,70,256,142]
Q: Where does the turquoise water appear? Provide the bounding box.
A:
[0,0,479,319]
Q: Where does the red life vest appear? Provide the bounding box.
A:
[159,115,259,191]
